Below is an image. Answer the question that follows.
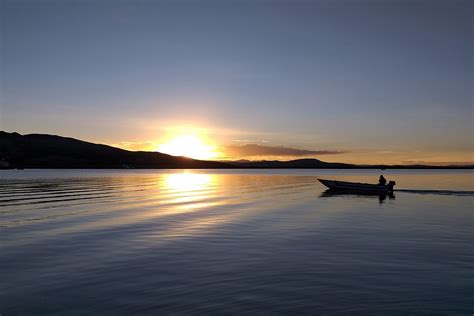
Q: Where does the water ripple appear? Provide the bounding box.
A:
[0,170,472,314]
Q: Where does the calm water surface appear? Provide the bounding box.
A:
[1,169,473,315]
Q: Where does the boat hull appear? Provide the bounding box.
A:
[318,179,394,193]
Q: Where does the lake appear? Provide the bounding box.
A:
[1,169,473,314]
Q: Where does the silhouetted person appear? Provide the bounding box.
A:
[378,175,387,186]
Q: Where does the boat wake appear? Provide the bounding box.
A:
[395,189,474,196]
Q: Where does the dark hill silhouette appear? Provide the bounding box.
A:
[228,159,473,169]
[228,158,354,168]
[0,131,232,169]
[0,132,472,169]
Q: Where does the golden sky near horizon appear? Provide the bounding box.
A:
[105,125,473,165]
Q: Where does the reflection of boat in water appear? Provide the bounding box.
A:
[321,188,395,200]
[318,179,395,194]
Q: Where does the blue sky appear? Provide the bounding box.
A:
[1,0,472,164]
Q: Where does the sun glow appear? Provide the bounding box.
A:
[157,134,219,160]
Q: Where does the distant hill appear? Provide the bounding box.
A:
[228,160,473,169]
[0,132,472,169]
[227,158,356,168]
[0,131,233,169]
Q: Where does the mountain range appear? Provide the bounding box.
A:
[0,131,471,169]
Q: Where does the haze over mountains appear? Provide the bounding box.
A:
[0,132,472,169]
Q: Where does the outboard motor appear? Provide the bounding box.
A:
[387,181,396,192]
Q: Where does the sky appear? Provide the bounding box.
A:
[1,0,472,164]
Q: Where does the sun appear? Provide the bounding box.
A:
[157,135,219,160]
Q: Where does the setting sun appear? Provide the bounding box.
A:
[157,135,219,160]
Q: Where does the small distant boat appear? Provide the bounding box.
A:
[318,179,395,193]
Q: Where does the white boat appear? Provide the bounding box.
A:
[318,179,395,193]
[0,160,10,169]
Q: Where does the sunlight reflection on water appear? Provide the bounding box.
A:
[0,169,473,314]
[165,172,214,192]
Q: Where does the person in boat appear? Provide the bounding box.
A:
[378,175,387,186]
